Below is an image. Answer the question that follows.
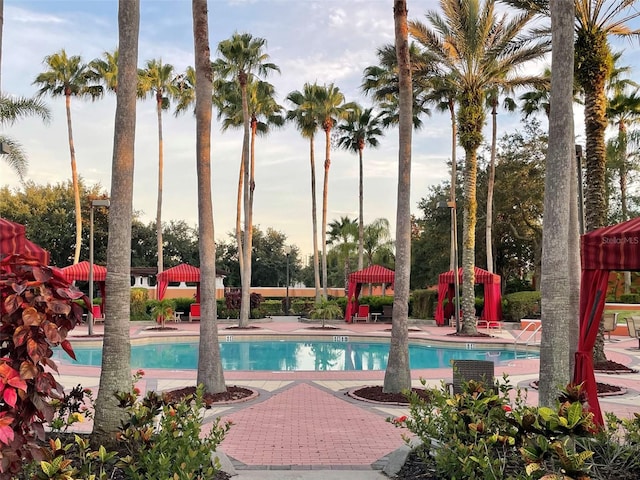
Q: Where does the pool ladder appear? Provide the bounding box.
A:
[513,322,542,353]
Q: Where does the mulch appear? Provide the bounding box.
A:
[163,385,257,405]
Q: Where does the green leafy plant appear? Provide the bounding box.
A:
[116,375,231,480]
[149,298,176,328]
[309,300,343,328]
[48,384,94,433]
[394,377,598,480]
[0,255,86,476]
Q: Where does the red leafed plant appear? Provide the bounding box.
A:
[0,254,87,476]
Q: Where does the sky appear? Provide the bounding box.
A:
[0,0,638,259]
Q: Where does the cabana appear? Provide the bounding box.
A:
[434,266,502,326]
[60,261,107,312]
[574,216,640,426]
[156,263,201,301]
[345,265,395,322]
[0,218,50,264]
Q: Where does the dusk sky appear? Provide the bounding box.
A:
[1,0,637,258]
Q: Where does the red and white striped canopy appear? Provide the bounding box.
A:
[60,261,107,281]
[0,218,50,264]
[348,264,395,284]
[581,216,640,271]
[156,263,201,300]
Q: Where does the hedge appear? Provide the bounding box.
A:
[502,291,541,322]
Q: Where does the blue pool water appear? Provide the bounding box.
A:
[54,340,537,371]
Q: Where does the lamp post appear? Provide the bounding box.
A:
[88,198,110,335]
[438,198,460,333]
[285,246,291,315]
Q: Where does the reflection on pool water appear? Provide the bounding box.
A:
[54,340,538,371]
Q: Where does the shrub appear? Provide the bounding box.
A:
[411,290,437,319]
[502,290,541,322]
[173,296,195,313]
[130,288,150,321]
[225,291,264,310]
[262,299,284,316]
[620,293,640,304]
[291,299,315,316]
[0,255,85,476]
[395,379,597,480]
[116,380,231,480]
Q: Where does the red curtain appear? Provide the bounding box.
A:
[156,264,201,301]
[344,265,395,322]
[573,269,608,426]
[434,280,452,326]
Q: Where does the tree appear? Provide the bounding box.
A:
[327,216,358,291]
[92,0,139,445]
[215,77,284,298]
[537,0,577,408]
[138,58,180,275]
[361,43,432,129]
[90,49,119,93]
[383,0,412,394]
[193,0,226,393]
[364,218,394,267]
[315,83,349,299]
[0,95,51,181]
[409,0,548,334]
[286,82,323,302]
[214,32,280,328]
[33,49,103,264]
[336,106,383,271]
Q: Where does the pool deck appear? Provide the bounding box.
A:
[58,317,640,478]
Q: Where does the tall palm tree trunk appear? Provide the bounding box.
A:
[383,0,412,393]
[584,78,609,366]
[193,0,225,393]
[461,144,478,334]
[65,93,82,265]
[357,148,364,271]
[486,103,497,273]
[321,128,331,299]
[538,0,574,407]
[92,0,139,446]
[155,94,164,273]
[310,136,321,303]
[583,85,609,233]
[236,155,244,274]
[239,75,252,327]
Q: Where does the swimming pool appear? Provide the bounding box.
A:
[54,339,538,371]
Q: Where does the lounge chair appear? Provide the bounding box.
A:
[380,305,393,322]
[92,305,105,324]
[602,313,617,340]
[626,316,640,348]
[189,303,201,322]
[353,304,370,323]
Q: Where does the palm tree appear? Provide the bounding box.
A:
[137,58,179,275]
[193,0,226,394]
[361,43,432,130]
[213,32,280,328]
[409,0,549,334]
[327,216,358,290]
[286,82,323,303]
[364,218,395,266]
[0,95,51,181]
[537,0,578,408]
[504,0,640,233]
[33,49,103,264]
[215,77,284,293]
[315,83,350,299]
[90,49,119,93]
[173,65,197,116]
[336,106,383,271]
[383,0,412,394]
[92,0,139,446]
